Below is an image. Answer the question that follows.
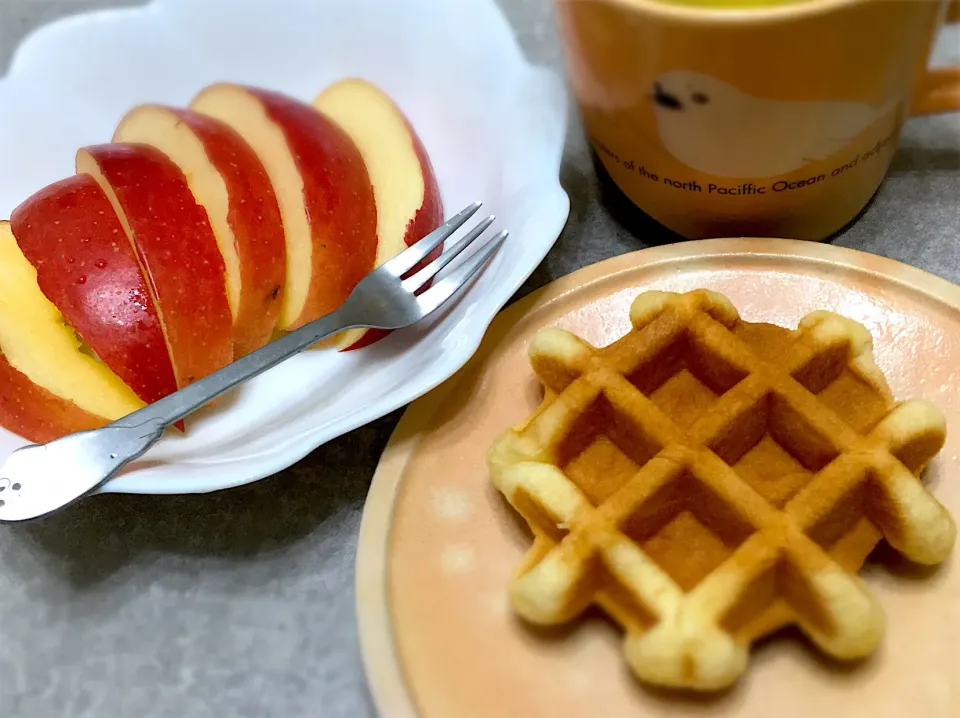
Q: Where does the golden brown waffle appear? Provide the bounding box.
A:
[487,289,956,691]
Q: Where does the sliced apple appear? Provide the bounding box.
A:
[0,354,109,444]
[0,220,144,443]
[114,105,286,356]
[77,143,234,388]
[190,83,377,330]
[10,174,178,407]
[314,78,444,350]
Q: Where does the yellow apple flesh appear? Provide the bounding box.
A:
[314,78,444,349]
[0,221,143,442]
[191,83,377,330]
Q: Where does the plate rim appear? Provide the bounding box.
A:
[355,236,960,718]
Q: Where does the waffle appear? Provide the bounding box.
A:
[487,289,956,691]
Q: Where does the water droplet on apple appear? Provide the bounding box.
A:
[77,275,87,285]
[67,257,75,264]
[80,237,90,244]
[95,260,107,269]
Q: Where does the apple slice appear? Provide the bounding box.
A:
[10,174,178,407]
[190,83,377,330]
[314,78,444,350]
[114,105,286,356]
[0,220,144,443]
[0,354,108,444]
[77,143,234,388]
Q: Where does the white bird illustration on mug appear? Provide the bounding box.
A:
[651,70,899,179]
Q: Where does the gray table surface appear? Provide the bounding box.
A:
[0,1,958,716]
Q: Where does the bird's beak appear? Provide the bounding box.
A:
[652,82,683,111]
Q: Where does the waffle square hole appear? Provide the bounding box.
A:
[789,338,849,394]
[558,393,664,506]
[790,339,891,434]
[625,331,748,429]
[626,330,749,396]
[803,471,881,571]
[618,471,757,592]
[809,371,890,435]
[709,392,842,508]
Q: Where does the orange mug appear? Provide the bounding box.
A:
[553,0,960,240]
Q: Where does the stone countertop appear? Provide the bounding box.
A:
[0,1,957,716]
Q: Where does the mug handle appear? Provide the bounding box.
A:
[910,0,960,115]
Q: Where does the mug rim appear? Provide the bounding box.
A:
[593,0,919,26]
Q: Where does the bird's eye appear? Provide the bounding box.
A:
[691,92,709,105]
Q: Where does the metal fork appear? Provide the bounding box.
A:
[0,202,505,522]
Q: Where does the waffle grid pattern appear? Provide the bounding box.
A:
[487,290,955,690]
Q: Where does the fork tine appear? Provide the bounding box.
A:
[401,215,495,293]
[382,201,483,277]
[415,230,508,316]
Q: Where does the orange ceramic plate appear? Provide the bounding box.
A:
[357,238,960,718]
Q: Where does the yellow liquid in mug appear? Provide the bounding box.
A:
[656,0,815,7]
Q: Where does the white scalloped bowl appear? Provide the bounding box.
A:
[0,0,569,494]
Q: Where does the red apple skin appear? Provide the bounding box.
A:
[341,116,443,352]
[248,87,378,328]
[0,353,107,443]
[161,107,286,356]
[116,106,287,356]
[404,126,444,260]
[78,143,234,387]
[10,174,179,407]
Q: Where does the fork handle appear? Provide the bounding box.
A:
[114,307,356,434]
[0,308,360,522]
